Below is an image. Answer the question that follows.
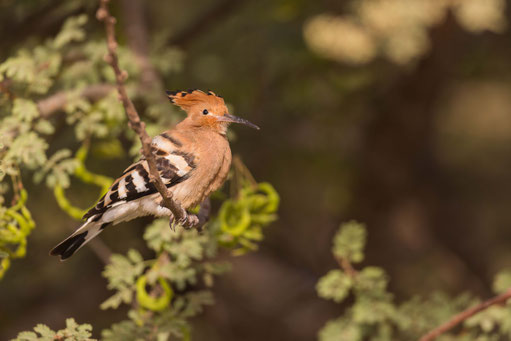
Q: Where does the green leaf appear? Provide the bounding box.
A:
[33,324,55,338]
[11,319,94,341]
[101,250,145,309]
[52,15,88,49]
[12,99,39,122]
[493,269,511,294]
[465,305,509,333]
[33,149,78,188]
[34,120,55,135]
[144,218,172,252]
[177,290,214,318]
[58,318,94,340]
[333,221,366,263]
[158,262,197,290]
[355,266,388,296]
[316,269,352,303]
[318,317,362,341]
[5,132,47,170]
[352,296,396,324]
[102,319,146,341]
[12,331,39,341]
[0,55,36,83]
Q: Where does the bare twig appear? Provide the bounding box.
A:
[37,84,114,117]
[96,0,198,228]
[86,239,113,265]
[419,288,511,341]
[335,256,358,278]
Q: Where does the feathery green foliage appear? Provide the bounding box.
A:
[318,222,511,341]
[12,318,94,341]
[99,181,278,339]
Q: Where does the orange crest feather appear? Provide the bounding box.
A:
[166,89,225,112]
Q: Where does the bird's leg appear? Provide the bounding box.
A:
[165,197,211,231]
[196,197,211,232]
[165,208,197,231]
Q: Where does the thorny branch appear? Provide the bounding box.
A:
[419,288,511,341]
[96,0,202,229]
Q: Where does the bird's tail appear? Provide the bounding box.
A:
[50,220,108,260]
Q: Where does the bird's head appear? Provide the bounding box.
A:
[166,89,259,134]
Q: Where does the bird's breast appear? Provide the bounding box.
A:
[171,133,231,208]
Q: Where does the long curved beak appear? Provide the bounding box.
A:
[217,114,260,130]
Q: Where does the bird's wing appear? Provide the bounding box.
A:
[83,132,197,222]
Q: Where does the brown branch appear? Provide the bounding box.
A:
[96,0,199,229]
[335,256,358,278]
[419,288,511,341]
[87,239,113,265]
[37,84,114,118]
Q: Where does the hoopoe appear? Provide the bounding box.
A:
[50,89,259,260]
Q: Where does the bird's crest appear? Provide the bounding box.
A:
[166,89,225,112]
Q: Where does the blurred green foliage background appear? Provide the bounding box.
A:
[2,0,511,340]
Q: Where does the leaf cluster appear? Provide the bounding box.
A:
[12,318,94,341]
[99,180,273,340]
[317,221,511,341]
[0,189,35,279]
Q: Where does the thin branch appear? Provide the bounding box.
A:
[419,288,511,341]
[37,84,114,117]
[335,256,358,278]
[96,0,199,228]
[87,239,113,265]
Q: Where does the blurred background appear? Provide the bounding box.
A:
[1,0,511,340]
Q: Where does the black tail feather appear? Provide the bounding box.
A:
[50,231,88,260]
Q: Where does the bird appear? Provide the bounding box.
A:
[50,89,259,260]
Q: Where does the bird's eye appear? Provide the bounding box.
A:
[202,109,209,115]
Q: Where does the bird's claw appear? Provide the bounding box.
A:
[168,216,176,231]
[179,213,199,229]
[168,212,199,231]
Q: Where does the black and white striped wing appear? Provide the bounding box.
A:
[83,133,196,222]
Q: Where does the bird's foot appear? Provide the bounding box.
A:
[179,213,199,230]
[168,212,199,231]
[168,216,176,231]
